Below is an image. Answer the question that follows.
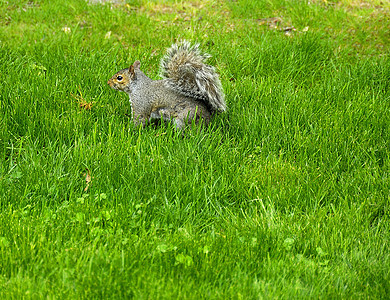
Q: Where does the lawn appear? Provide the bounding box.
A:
[0,0,389,298]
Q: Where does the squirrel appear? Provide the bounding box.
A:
[107,41,226,129]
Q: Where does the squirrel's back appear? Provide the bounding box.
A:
[159,41,226,113]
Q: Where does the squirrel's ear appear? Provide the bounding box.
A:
[129,61,140,79]
[129,65,136,79]
[133,60,141,69]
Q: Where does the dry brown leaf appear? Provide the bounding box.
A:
[71,86,94,110]
[84,168,92,192]
[257,17,282,28]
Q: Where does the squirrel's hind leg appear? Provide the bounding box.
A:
[173,118,186,130]
[149,108,172,122]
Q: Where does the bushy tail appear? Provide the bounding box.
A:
[159,41,226,113]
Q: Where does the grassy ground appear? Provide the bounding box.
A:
[1,0,389,298]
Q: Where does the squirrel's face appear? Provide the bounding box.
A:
[107,68,132,92]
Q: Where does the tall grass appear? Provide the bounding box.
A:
[0,0,389,298]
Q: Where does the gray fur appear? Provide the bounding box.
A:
[108,41,225,129]
[159,41,226,113]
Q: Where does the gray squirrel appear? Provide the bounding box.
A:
[107,41,226,129]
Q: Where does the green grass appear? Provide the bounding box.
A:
[1,0,389,298]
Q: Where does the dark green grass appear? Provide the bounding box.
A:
[1,0,389,298]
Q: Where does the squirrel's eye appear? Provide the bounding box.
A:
[117,75,123,81]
